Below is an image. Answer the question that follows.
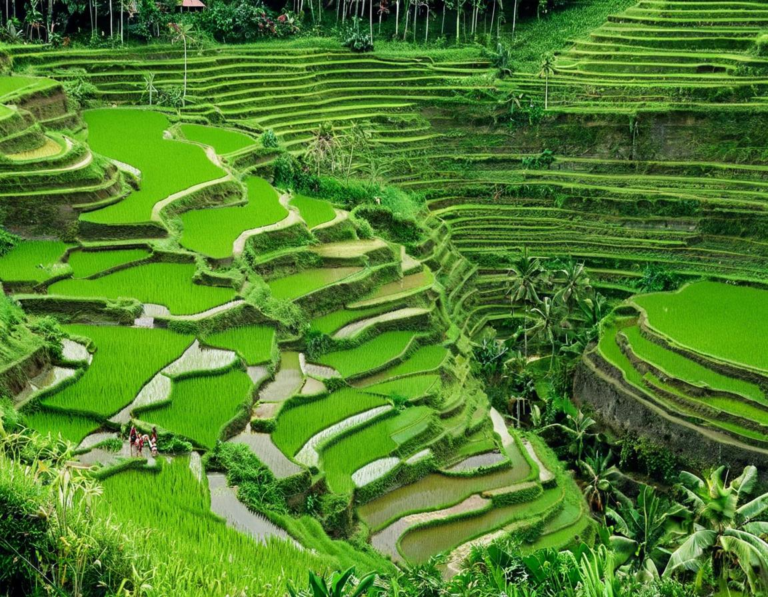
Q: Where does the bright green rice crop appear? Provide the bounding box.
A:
[272,388,387,457]
[633,282,768,372]
[95,457,332,597]
[47,262,236,315]
[139,368,253,449]
[180,177,287,258]
[0,240,69,283]
[623,325,766,405]
[268,267,362,301]
[80,109,225,225]
[317,331,418,378]
[178,123,255,154]
[204,325,276,365]
[290,194,336,228]
[23,409,99,445]
[42,325,192,418]
[364,374,441,400]
[361,344,448,383]
[67,248,151,278]
[321,406,433,493]
[309,304,390,335]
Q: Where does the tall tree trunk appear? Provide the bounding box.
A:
[490,0,495,38]
[369,0,373,37]
[544,72,548,110]
[109,0,113,37]
[424,4,429,43]
[403,0,409,39]
[378,8,383,32]
[512,0,518,35]
[441,1,445,35]
[455,1,460,43]
[182,37,187,106]
[412,0,417,42]
[395,0,399,35]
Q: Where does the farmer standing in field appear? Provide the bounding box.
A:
[129,424,138,456]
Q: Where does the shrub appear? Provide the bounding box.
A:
[261,129,279,149]
[341,18,373,53]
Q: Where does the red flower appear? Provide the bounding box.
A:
[277,14,286,22]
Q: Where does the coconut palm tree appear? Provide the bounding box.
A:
[506,248,545,358]
[538,54,555,110]
[530,296,563,371]
[168,22,195,107]
[579,450,624,515]
[554,260,591,315]
[665,465,768,595]
[608,486,687,581]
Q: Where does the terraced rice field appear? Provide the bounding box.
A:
[178,123,255,154]
[268,267,362,301]
[0,240,69,283]
[633,281,768,372]
[180,177,287,258]
[139,368,254,448]
[48,262,237,314]
[42,325,192,417]
[203,325,275,365]
[291,194,337,228]
[81,109,225,225]
[317,331,418,378]
[67,248,152,278]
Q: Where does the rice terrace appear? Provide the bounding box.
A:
[3,0,768,595]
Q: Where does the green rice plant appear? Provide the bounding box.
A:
[22,409,99,445]
[633,281,768,373]
[47,262,236,315]
[364,374,441,400]
[67,248,151,278]
[321,406,434,493]
[623,325,766,405]
[178,123,255,154]
[309,304,389,335]
[138,368,253,449]
[360,344,449,383]
[291,194,337,228]
[317,331,418,378]
[0,240,69,283]
[43,325,192,418]
[204,325,276,365]
[180,177,288,258]
[80,109,226,225]
[95,457,333,597]
[268,267,362,301]
[272,388,386,457]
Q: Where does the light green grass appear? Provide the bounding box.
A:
[272,388,387,457]
[42,325,192,418]
[0,240,69,283]
[364,374,441,399]
[80,109,225,225]
[317,331,418,378]
[179,123,255,154]
[623,325,766,405]
[95,457,332,597]
[67,248,151,278]
[23,409,99,445]
[291,194,336,228]
[309,304,390,335]
[48,262,236,315]
[139,368,253,449]
[179,177,287,258]
[268,267,362,301]
[322,406,434,493]
[633,282,768,372]
[204,325,276,365]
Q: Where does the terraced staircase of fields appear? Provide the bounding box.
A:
[0,108,590,567]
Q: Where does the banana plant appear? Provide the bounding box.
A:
[288,567,377,597]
